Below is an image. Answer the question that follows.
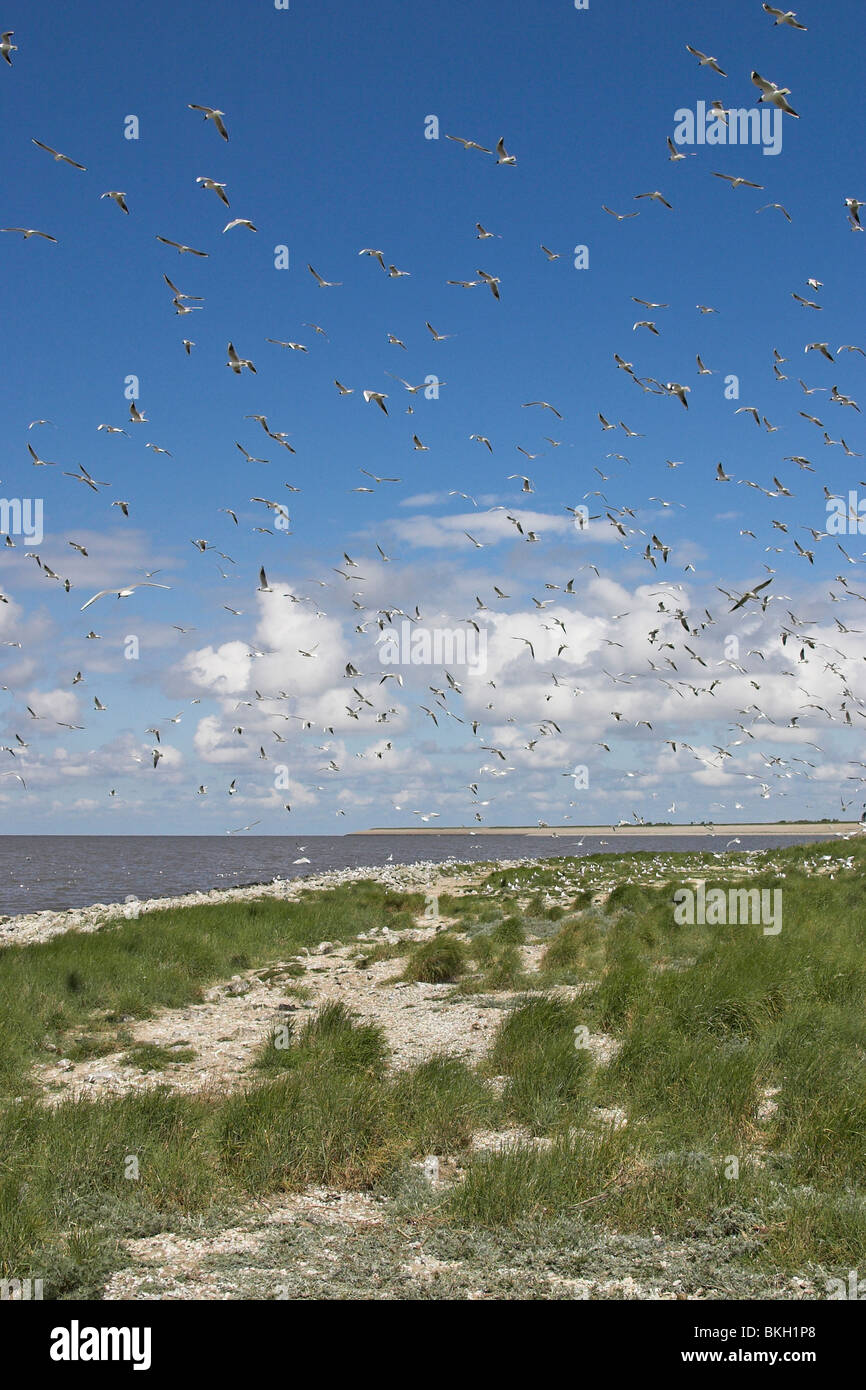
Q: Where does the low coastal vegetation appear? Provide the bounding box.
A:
[0,843,863,1299]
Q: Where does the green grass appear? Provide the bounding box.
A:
[0,883,423,1099]
[217,1067,397,1194]
[62,1031,130,1063]
[490,915,526,945]
[459,936,528,994]
[539,914,600,979]
[3,842,865,1297]
[0,1015,499,1291]
[254,1000,389,1076]
[456,844,866,1272]
[121,1043,197,1071]
[389,1056,497,1153]
[486,995,591,1133]
[447,1130,629,1227]
[402,934,468,984]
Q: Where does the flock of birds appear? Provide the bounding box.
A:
[2,8,866,836]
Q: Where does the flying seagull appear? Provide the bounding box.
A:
[445,134,491,153]
[685,46,727,76]
[712,172,764,190]
[196,176,230,206]
[666,382,691,408]
[226,342,256,374]
[728,578,773,612]
[27,443,56,467]
[188,104,229,140]
[2,227,57,241]
[635,191,673,209]
[81,582,170,611]
[156,236,208,257]
[762,5,807,29]
[307,264,341,287]
[63,463,109,491]
[756,202,792,222]
[31,139,86,170]
[751,71,799,117]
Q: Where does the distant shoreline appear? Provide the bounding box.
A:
[354,823,861,837]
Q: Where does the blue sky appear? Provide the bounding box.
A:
[1,0,865,834]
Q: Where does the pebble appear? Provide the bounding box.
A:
[0,857,545,949]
